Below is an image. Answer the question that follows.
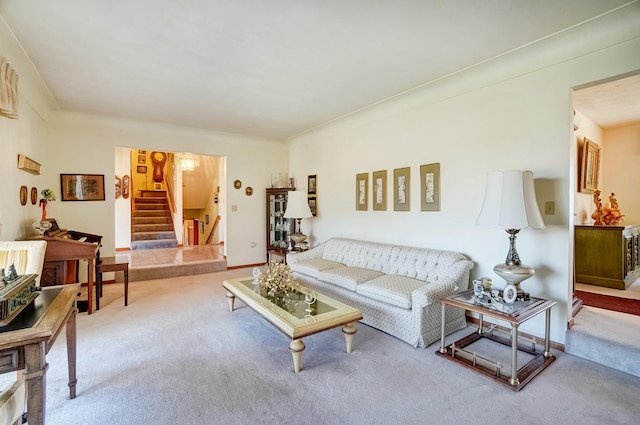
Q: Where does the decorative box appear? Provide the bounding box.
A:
[0,274,39,326]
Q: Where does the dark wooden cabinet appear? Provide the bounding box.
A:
[266,188,295,260]
[575,224,640,289]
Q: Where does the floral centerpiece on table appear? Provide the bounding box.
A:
[255,261,300,298]
[39,188,56,220]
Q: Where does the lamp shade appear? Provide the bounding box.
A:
[476,170,544,230]
[284,191,313,219]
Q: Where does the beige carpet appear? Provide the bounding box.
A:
[3,269,640,425]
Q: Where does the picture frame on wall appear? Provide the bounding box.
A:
[420,163,440,211]
[372,170,387,211]
[356,173,368,211]
[60,174,106,201]
[308,196,317,217]
[393,167,410,211]
[137,165,147,174]
[579,138,600,193]
[308,175,317,195]
[138,154,146,164]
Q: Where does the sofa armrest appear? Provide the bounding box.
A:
[286,244,325,265]
[411,276,461,308]
[412,258,472,307]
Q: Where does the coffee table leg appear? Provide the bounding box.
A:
[225,292,235,312]
[342,323,357,353]
[289,339,305,373]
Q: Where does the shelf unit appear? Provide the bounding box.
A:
[266,188,295,260]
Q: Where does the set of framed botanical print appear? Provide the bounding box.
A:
[356,163,440,212]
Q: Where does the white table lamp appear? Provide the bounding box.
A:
[284,191,313,250]
[476,170,544,301]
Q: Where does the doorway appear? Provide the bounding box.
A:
[571,72,640,315]
[114,148,226,252]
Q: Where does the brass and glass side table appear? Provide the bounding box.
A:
[436,290,556,391]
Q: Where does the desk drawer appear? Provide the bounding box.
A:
[0,348,22,373]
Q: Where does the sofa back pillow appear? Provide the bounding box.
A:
[321,238,470,283]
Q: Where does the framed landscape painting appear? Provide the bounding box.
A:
[60,174,106,201]
[579,138,600,193]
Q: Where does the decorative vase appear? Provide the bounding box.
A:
[32,219,52,235]
[41,202,47,221]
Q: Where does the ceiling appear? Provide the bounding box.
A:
[1,0,637,140]
[573,73,640,129]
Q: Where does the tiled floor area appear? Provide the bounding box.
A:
[114,244,225,268]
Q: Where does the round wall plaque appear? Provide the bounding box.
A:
[245,186,253,196]
[233,179,242,189]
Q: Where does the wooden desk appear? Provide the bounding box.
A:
[0,285,78,425]
[37,236,100,314]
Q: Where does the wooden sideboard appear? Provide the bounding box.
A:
[575,224,640,289]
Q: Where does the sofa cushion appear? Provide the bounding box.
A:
[289,258,345,279]
[317,267,384,292]
[356,274,427,310]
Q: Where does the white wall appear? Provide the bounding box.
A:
[603,124,640,223]
[288,7,640,344]
[573,110,604,224]
[114,146,131,248]
[0,18,57,241]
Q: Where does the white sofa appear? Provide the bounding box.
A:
[287,238,473,348]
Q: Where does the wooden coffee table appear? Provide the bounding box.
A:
[223,277,363,373]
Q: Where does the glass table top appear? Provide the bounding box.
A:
[447,290,553,316]
[224,277,362,340]
[235,277,336,320]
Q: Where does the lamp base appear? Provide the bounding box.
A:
[493,262,534,302]
[289,233,307,251]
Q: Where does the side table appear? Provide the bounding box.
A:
[436,290,556,391]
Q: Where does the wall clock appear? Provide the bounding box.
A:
[150,151,167,183]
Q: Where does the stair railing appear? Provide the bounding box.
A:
[205,215,221,244]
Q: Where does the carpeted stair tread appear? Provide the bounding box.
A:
[131,194,177,250]
[128,260,226,281]
[565,306,640,378]
[131,239,178,250]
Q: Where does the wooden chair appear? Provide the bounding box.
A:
[95,257,129,309]
[0,240,47,286]
[0,241,47,423]
[0,381,25,425]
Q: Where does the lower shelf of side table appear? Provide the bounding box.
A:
[436,330,555,391]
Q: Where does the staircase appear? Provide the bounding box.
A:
[131,191,178,250]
